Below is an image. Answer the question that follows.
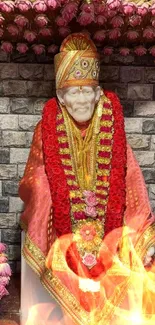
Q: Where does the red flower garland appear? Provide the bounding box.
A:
[42,91,127,239]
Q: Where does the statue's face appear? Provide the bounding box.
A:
[56,86,101,123]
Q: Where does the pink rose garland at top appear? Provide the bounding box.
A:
[0,243,11,300]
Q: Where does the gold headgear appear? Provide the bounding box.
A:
[54,33,100,89]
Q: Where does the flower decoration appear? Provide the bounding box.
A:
[59,26,71,37]
[119,47,130,56]
[46,0,57,9]
[93,30,106,42]
[107,0,121,10]
[143,26,155,40]
[7,24,19,36]
[32,43,45,54]
[0,14,5,25]
[0,243,11,300]
[122,3,136,15]
[56,16,67,27]
[137,3,148,16]
[151,4,155,16]
[33,0,47,12]
[80,224,96,241]
[24,30,37,42]
[149,45,155,56]
[47,44,58,54]
[0,28,4,37]
[1,0,14,12]
[96,15,107,26]
[127,30,139,40]
[1,41,13,53]
[16,0,32,12]
[129,14,142,27]
[134,45,147,56]
[16,42,29,53]
[39,27,52,36]
[102,46,113,55]
[110,15,124,27]
[78,12,94,25]
[61,2,78,23]
[109,28,121,39]
[14,15,29,27]
[34,14,48,27]
[82,252,97,268]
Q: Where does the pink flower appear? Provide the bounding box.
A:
[151,4,155,16]
[96,3,105,14]
[107,0,120,9]
[83,191,97,207]
[1,41,13,53]
[61,3,78,22]
[0,263,11,277]
[93,30,106,42]
[7,24,19,36]
[127,30,139,40]
[47,44,58,54]
[0,255,7,263]
[129,14,141,27]
[80,3,94,13]
[96,15,107,25]
[137,4,148,16]
[102,46,113,55]
[151,18,155,27]
[0,276,10,286]
[80,225,96,241]
[0,28,3,37]
[1,1,14,12]
[110,15,124,27]
[82,252,97,268]
[109,28,121,39]
[107,9,116,18]
[14,14,28,27]
[56,16,67,27]
[32,44,45,55]
[134,46,147,56]
[149,46,155,56]
[35,14,48,27]
[59,26,70,37]
[46,0,57,9]
[16,43,29,53]
[16,0,32,12]
[74,211,86,220]
[33,0,47,12]
[39,27,52,37]
[119,47,130,56]
[24,30,37,42]
[0,285,9,299]
[78,12,94,26]
[0,244,6,253]
[143,26,155,39]
[0,14,5,25]
[85,206,97,218]
[122,3,135,15]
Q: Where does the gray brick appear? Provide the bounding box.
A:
[121,100,134,117]
[150,200,155,212]
[19,63,44,80]
[110,54,134,65]
[2,180,18,196]
[3,80,27,96]
[1,229,21,243]
[142,169,155,183]
[0,213,17,228]
[125,118,142,133]
[0,180,1,195]
[0,197,9,213]
[128,84,153,100]
[9,197,23,212]
[2,131,27,147]
[103,83,127,99]
[145,68,155,83]
[33,98,48,114]
[0,63,18,79]
[0,164,17,179]
[142,119,155,134]
[151,135,155,150]
[134,101,155,117]
[127,134,150,150]
[0,148,9,163]
[26,132,33,146]
[44,64,55,81]
[18,164,26,178]
[10,98,33,114]
[0,97,10,113]
[0,114,18,129]
[100,66,119,82]
[0,50,9,62]
[134,151,155,167]
[149,184,155,200]
[8,244,21,260]
[10,148,30,163]
[18,115,40,131]
[27,81,55,97]
[120,67,144,83]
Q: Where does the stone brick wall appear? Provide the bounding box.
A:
[0,54,155,273]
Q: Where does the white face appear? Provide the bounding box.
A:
[57,86,101,123]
